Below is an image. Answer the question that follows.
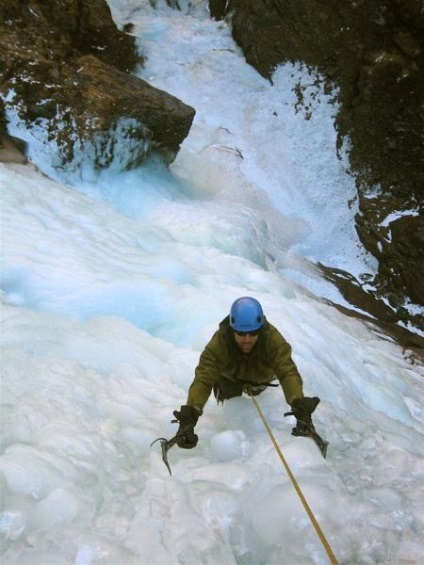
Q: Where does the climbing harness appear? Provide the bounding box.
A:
[249,393,339,565]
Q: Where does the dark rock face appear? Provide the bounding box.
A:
[0,0,195,172]
[212,0,424,340]
[0,102,28,163]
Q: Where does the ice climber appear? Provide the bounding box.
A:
[172,296,321,449]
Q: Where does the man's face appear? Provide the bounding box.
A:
[233,330,260,354]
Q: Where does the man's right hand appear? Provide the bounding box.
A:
[172,405,200,449]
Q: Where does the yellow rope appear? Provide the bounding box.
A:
[250,394,339,565]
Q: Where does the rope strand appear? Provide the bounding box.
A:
[250,394,339,565]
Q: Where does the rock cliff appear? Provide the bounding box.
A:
[0,0,195,173]
[210,0,424,344]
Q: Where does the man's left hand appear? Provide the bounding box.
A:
[291,396,320,419]
[286,396,321,436]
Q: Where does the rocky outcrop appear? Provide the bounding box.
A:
[0,0,195,173]
[211,0,424,340]
[0,103,28,164]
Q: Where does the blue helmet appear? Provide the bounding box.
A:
[230,297,264,332]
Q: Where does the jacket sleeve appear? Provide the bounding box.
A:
[187,337,223,411]
[268,330,304,405]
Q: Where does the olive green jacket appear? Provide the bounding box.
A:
[187,316,304,411]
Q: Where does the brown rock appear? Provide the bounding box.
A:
[381,215,424,305]
[0,102,26,163]
[0,0,195,171]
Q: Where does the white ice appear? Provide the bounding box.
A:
[1,1,424,564]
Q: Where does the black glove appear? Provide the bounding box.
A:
[172,405,200,449]
[287,396,320,436]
